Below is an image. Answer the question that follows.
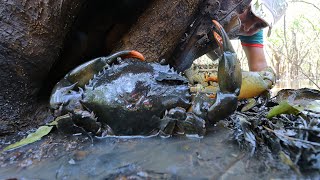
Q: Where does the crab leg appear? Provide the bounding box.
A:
[50,50,145,109]
[207,20,242,122]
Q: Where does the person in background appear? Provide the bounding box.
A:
[237,0,288,72]
[183,0,289,98]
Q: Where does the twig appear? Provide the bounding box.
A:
[198,69,217,72]
[279,114,293,123]
[263,126,320,147]
[286,127,320,133]
[290,0,320,12]
[293,148,302,165]
[297,66,320,90]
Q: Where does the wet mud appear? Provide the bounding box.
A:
[0,125,305,179]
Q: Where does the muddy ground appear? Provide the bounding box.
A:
[0,124,315,179]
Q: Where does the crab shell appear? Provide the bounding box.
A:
[81,59,191,135]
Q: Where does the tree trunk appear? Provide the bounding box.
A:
[0,0,85,135]
[115,0,251,71]
[113,0,202,62]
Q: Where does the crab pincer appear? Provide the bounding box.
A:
[207,20,242,122]
[50,50,145,109]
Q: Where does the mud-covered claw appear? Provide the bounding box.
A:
[49,50,145,110]
[212,20,241,94]
[207,92,238,121]
[49,79,78,109]
[55,111,101,135]
[206,20,242,123]
[66,50,145,88]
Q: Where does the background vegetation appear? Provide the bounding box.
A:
[238,0,320,90]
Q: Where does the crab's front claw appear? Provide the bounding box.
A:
[212,20,242,94]
[66,50,145,88]
[207,20,242,123]
[49,50,145,110]
[49,79,80,110]
[54,110,101,135]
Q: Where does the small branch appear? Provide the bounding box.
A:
[263,126,320,147]
[290,0,320,12]
[286,127,320,133]
[297,66,320,89]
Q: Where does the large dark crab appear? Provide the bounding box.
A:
[49,21,241,137]
[50,50,205,137]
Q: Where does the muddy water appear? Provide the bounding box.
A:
[0,126,298,179]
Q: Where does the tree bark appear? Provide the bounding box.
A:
[115,0,251,67]
[113,0,202,62]
[0,0,85,135]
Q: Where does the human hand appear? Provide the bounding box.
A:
[258,66,276,87]
[239,66,276,99]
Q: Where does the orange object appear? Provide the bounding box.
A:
[212,20,224,50]
[123,50,145,61]
[204,73,218,82]
[213,32,223,50]
[208,94,216,99]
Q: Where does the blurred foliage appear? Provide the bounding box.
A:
[265,0,320,89]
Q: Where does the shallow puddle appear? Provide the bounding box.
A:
[0,126,301,179]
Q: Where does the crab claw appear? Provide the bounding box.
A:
[49,79,78,109]
[66,50,145,88]
[50,50,145,109]
[207,20,242,123]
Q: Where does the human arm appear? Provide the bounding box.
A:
[242,45,267,71]
[239,30,276,95]
[239,30,267,71]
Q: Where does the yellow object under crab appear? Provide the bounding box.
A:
[239,70,274,99]
[187,66,275,99]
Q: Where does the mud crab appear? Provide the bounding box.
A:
[49,21,242,137]
[50,50,206,137]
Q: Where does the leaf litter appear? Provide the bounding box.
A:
[227,88,320,173]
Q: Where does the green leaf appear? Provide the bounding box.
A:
[279,151,301,175]
[241,98,257,112]
[1,125,53,152]
[267,101,301,119]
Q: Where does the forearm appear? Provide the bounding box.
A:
[242,46,267,71]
